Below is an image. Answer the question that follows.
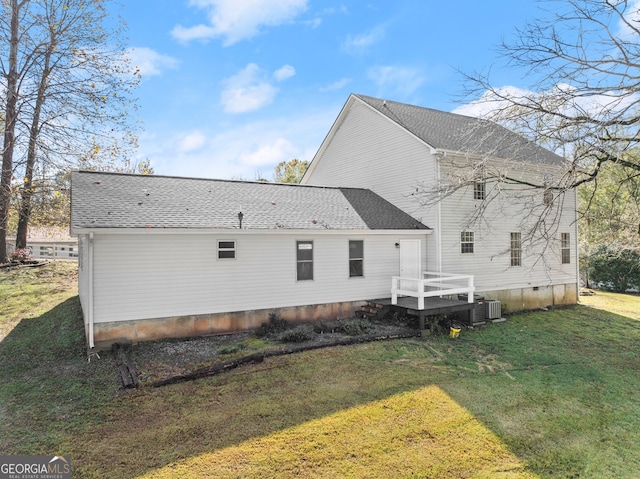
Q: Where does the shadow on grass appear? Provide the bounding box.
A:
[4,302,640,478]
[0,296,120,455]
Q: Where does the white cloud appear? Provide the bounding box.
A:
[274,64,296,82]
[221,63,296,114]
[302,17,322,29]
[171,0,308,46]
[617,0,640,38]
[239,137,297,167]
[367,65,426,97]
[135,106,339,181]
[344,24,385,53]
[452,85,532,118]
[453,84,639,121]
[126,47,179,77]
[179,130,207,152]
[320,78,351,92]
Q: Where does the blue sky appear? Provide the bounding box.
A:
[119,0,545,180]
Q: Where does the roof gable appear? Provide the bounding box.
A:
[71,171,429,232]
[354,94,565,166]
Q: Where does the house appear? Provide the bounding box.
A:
[71,93,579,349]
[70,171,431,349]
[301,94,579,312]
[6,226,78,260]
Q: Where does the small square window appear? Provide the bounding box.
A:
[461,232,474,254]
[218,240,236,259]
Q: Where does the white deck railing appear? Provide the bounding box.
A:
[391,271,475,310]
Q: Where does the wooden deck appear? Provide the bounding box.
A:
[370,296,475,329]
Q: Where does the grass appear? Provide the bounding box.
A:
[1,263,640,478]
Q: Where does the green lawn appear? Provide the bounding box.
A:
[1,263,640,478]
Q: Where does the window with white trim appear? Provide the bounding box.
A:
[474,181,486,200]
[461,232,474,254]
[296,241,313,281]
[510,232,522,266]
[217,240,236,259]
[349,240,364,277]
[561,233,571,264]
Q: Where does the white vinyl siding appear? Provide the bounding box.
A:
[437,160,578,292]
[89,232,428,324]
[302,100,439,269]
[300,95,579,296]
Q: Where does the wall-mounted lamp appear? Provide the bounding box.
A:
[395,242,400,248]
[238,211,244,229]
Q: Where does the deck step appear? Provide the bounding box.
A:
[355,301,389,320]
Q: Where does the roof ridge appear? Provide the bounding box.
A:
[74,170,373,192]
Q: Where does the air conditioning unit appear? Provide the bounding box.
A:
[485,300,502,320]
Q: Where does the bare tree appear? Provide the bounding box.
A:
[0,0,26,263]
[461,0,640,183]
[414,0,640,262]
[0,0,140,261]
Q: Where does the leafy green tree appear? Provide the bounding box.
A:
[274,159,309,184]
[589,246,640,293]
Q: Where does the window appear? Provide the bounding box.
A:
[474,181,486,200]
[561,233,571,264]
[217,240,236,259]
[296,241,313,281]
[461,232,474,254]
[543,189,553,206]
[510,232,522,266]
[349,240,364,277]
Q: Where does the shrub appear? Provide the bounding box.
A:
[338,319,374,336]
[313,321,334,334]
[278,325,315,343]
[10,248,32,263]
[255,313,290,338]
[589,247,640,293]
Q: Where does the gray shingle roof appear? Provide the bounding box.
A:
[354,94,565,165]
[71,171,429,231]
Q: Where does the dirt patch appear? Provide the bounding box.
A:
[130,318,418,386]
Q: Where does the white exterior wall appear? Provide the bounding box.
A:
[303,98,578,307]
[90,230,429,325]
[438,161,578,293]
[303,100,440,270]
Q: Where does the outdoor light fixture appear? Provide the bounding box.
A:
[395,242,400,248]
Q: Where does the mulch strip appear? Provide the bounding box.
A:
[151,331,420,388]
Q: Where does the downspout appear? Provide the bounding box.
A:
[435,152,443,273]
[88,232,94,349]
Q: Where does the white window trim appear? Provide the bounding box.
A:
[217,239,237,260]
[349,239,364,278]
[460,231,474,254]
